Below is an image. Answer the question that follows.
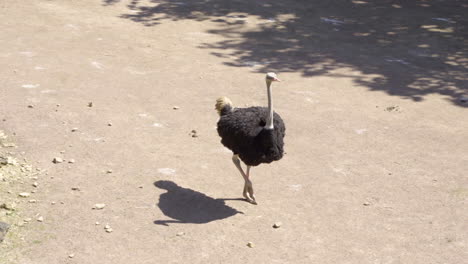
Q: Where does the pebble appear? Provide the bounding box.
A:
[23,218,32,223]
[173,106,180,110]
[27,105,34,108]
[71,128,79,132]
[93,203,106,210]
[107,122,113,126]
[51,201,56,205]
[176,232,185,236]
[32,182,38,187]
[28,199,37,203]
[363,202,371,206]
[189,130,198,138]
[104,224,113,233]
[273,222,282,228]
[68,254,75,258]
[68,159,75,164]
[52,157,63,164]
[71,187,80,191]
[95,222,100,225]
[106,169,113,174]
[37,216,44,222]
[19,192,30,198]
[247,242,254,248]
[87,102,93,107]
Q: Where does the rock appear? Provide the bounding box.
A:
[37,216,44,222]
[87,102,93,107]
[95,222,100,225]
[68,254,75,258]
[19,192,30,198]
[0,222,10,243]
[52,157,63,164]
[71,187,80,191]
[71,128,79,132]
[23,218,32,223]
[51,201,56,205]
[104,224,113,233]
[93,203,106,210]
[106,169,113,174]
[107,123,112,126]
[27,105,34,108]
[173,106,180,110]
[363,202,371,206]
[28,199,37,203]
[247,242,254,248]
[273,222,282,228]
[68,159,75,164]
[32,182,38,187]
[176,232,185,236]
[189,130,198,138]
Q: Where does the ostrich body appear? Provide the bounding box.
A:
[215,73,285,204]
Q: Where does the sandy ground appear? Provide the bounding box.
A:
[1,0,467,263]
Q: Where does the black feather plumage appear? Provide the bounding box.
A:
[217,106,285,166]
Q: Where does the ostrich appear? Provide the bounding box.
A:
[215,72,285,204]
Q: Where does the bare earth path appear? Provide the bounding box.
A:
[1,0,467,263]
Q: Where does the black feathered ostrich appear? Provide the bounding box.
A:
[215,72,285,204]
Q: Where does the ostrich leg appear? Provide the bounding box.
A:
[232,155,257,204]
[245,165,256,204]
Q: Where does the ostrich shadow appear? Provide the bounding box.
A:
[153,180,243,226]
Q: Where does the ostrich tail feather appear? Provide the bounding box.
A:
[215,97,233,116]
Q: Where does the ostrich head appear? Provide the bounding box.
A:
[266,72,281,83]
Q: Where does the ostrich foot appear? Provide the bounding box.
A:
[243,181,257,205]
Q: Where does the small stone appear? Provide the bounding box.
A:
[60,150,65,154]
[71,128,78,132]
[27,105,34,108]
[68,159,75,164]
[95,222,100,225]
[106,169,113,174]
[104,224,111,229]
[107,123,112,126]
[273,222,282,228]
[71,187,80,191]
[52,157,63,164]
[87,102,93,107]
[32,182,38,187]
[176,232,185,236]
[51,201,56,205]
[363,202,371,206]
[247,242,254,248]
[138,185,143,189]
[68,254,75,258]
[19,192,30,198]
[93,203,106,210]
[28,199,37,203]
[31,190,37,193]
[23,218,32,223]
[37,216,44,222]
[105,228,113,233]
[173,106,180,110]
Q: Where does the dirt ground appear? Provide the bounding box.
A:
[1,0,467,263]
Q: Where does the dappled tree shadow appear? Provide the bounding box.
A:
[153,180,243,225]
[104,0,467,106]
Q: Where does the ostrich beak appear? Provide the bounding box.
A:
[273,77,281,82]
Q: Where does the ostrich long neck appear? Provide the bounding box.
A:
[265,81,274,130]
